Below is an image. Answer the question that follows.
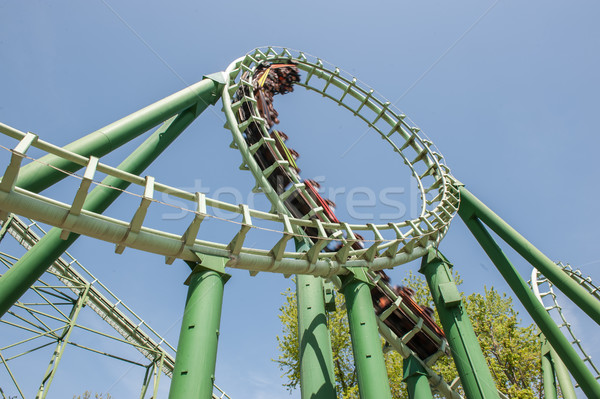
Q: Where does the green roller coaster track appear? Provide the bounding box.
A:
[0,47,598,398]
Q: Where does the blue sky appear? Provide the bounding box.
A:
[1,1,599,398]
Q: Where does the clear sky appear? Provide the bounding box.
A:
[1,1,599,398]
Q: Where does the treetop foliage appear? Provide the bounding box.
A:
[73,391,112,399]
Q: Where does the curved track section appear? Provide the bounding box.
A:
[0,47,459,276]
[0,118,455,276]
[531,262,600,381]
[222,47,460,269]
[221,48,462,398]
[0,48,466,397]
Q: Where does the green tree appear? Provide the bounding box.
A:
[73,392,112,399]
[465,287,542,398]
[274,272,544,398]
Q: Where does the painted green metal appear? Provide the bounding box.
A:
[221,47,458,272]
[458,187,600,326]
[140,365,153,399]
[419,249,499,399]
[541,336,560,399]
[541,342,558,399]
[168,256,229,399]
[0,44,461,273]
[0,232,202,397]
[14,77,222,193]
[295,239,336,399]
[37,284,90,398]
[0,350,25,398]
[140,356,165,399]
[4,46,596,399]
[0,105,205,318]
[0,213,13,242]
[550,346,577,399]
[152,356,165,399]
[403,354,433,399]
[341,267,392,399]
[459,214,600,398]
[0,228,78,319]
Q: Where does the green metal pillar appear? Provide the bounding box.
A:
[541,339,558,399]
[341,267,392,399]
[168,256,229,399]
[13,75,224,193]
[0,101,211,318]
[403,355,433,399]
[458,187,600,326]
[419,249,499,399]
[295,239,336,399]
[459,214,600,398]
[541,335,577,399]
[550,347,577,399]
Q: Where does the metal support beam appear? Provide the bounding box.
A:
[0,350,26,398]
[458,187,600,326]
[140,363,153,399]
[550,346,577,399]
[541,335,576,399]
[403,354,433,399]
[459,214,600,398]
[12,77,223,193]
[341,267,392,399]
[295,239,336,399]
[541,337,558,399]
[36,284,91,398]
[419,249,499,399]
[168,256,229,399]
[0,106,203,318]
[152,355,164,399]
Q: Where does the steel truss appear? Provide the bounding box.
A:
[0,214,230,399]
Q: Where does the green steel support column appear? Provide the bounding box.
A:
[168,256,229,399]
[0,105,207,318]
[295,239,336,399]
[541,338,558,399]
[341,267,392,399]
[458,187,600,326]
[419,249,499,399]
[13,74,224,193]
[550,346,577,399]
[459,214,600,398]
[403,355,433,399]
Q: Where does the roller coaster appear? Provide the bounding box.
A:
[0,47,599,398]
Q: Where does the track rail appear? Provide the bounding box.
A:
[0,47,459,277]
[222,48,464,398]
[222,47,460,264]
[0,47,464,396]
[531,262,600,383]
